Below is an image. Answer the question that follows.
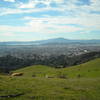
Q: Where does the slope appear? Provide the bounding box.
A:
[14,58,100,78]
[0,58,100,100]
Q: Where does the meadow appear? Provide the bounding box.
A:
[0,58,100,100]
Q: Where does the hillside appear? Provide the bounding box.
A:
[14,58,100,78]
[0,58,100,100]
[0,51,100,73]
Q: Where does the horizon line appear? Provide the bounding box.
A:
[0,37,100,42]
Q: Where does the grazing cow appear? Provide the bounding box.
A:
[11,72,23,76]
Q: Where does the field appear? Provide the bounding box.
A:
[0,58,100,100]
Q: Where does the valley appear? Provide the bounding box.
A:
[0,38,100,100]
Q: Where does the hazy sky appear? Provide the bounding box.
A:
[0,0,100,41]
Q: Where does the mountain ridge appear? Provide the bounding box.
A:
[0,38,100,45]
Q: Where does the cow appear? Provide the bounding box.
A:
[11,72,23,76]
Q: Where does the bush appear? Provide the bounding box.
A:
[57,71,67,79]
[77,74,81,78]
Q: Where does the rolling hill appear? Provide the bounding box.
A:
[14,58,100,78]
[0,58,100,100]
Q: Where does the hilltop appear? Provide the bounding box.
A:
[0,58,100,100]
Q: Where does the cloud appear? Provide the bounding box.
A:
[3,32,15,36]
[0,16,84,35]
[0,8,43,16]
[3,0,15,2]
[24,13,100,30]
[0,0,100,40]
[0,10,100,35]
[0,0,100,16]
[18,0,49,9]
[0,15,88,36]
[18,0,64,9]
[18,1,36,9]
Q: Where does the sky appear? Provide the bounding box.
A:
[0,0,100,41]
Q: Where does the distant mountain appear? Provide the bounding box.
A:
[0,38,100,45]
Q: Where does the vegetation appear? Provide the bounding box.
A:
[0,51,100,73]
[0,58,100,100]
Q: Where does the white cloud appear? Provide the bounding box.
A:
[0,15,87,36]
[0,16,83,35]
[19,1,36,9]
[3,0,15,2]
[80,0,100,12]
[18,0,49,9]
[0,8,43,16]
[52,0,64,3]
[24,13,100,30]
[3,32,15,36]
[0,0,100,37]
[19,3,35,9]
[18,0,64,9]
[0,0,100,16]
[0,10,100,35]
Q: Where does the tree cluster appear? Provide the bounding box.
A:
[0,51,100,73]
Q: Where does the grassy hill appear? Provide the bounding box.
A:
[0,58,100,100]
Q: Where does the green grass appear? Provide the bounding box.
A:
[0,58,100,100]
